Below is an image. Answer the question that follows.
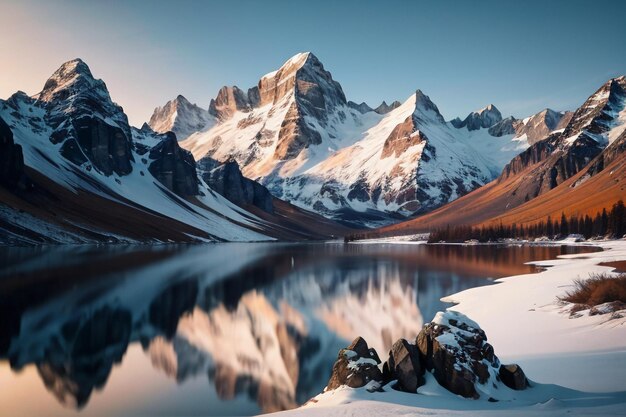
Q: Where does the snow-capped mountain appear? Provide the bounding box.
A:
[173,52,538,226]
[376,75,626,235]
[148,95,216,141]
[487,108,573,145]
[0,59,348,244]
[501,76,626,185]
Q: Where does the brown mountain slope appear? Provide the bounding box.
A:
[484,137,626,227]
[377,132,625,236]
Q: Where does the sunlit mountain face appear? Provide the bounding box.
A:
[0,243,598,416]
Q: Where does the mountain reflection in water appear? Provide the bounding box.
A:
[0,243,599,416]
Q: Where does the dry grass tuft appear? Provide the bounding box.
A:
[560,273,626,308]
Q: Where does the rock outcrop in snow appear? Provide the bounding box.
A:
[198,157,274,213]
[147,132,200,196]
[486,109,573,144]
[326,337,383,391]
[326,310,529,400]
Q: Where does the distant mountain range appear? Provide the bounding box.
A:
[1,53,624,243]
[379,75,626,236]
[150,52,591,227]
[0,58,349,244]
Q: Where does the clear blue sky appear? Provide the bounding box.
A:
[1,0,625,125]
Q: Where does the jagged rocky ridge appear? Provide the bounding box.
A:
[326,310,528,400]
[0,59,349,244]
[164,52,572,227]
[498,76,626,201]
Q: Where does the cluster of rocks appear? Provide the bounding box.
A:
[325,310,528,400]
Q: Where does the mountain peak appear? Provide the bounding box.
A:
[374,100,401,114]
[175,94,190,104]
[256,51,346,110]
[478,103,499,114]
[36,58,107,105]
[561,74,626,143]
[282,51,316,70]
[348,101,373,114]
[149,94,214,141]
[54,58,92,77]
[453,103,502,131]
[413,90,445,123]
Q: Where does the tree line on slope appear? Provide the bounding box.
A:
[426,200,626,243]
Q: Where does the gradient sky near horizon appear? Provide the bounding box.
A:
[1,0,625,126]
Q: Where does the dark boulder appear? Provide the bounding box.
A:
[416,311,500,399]
[326,337,383,391]
[0,117,25,189]
[382,338,424,392]
[148,132,199,196]
[325,311,531,400]
[199,158,274,213]
[499,364,529,390]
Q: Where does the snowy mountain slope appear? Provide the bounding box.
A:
[277,93,528,223]
[0,59,348,244]
[174,52,535,227]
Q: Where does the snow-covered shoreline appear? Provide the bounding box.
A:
[266,240,626,416]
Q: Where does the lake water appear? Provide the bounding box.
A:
[0,242,599,417]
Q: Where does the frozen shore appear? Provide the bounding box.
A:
[267,240,626,417]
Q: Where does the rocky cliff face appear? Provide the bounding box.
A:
[0,116,25,189]
[381,116,427,158]
[209,86,255,120]
[257,52,347,111]
[148,95,215,141]
[147,132,199,196]
[198,158,274,213]
[35,59,135,176]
